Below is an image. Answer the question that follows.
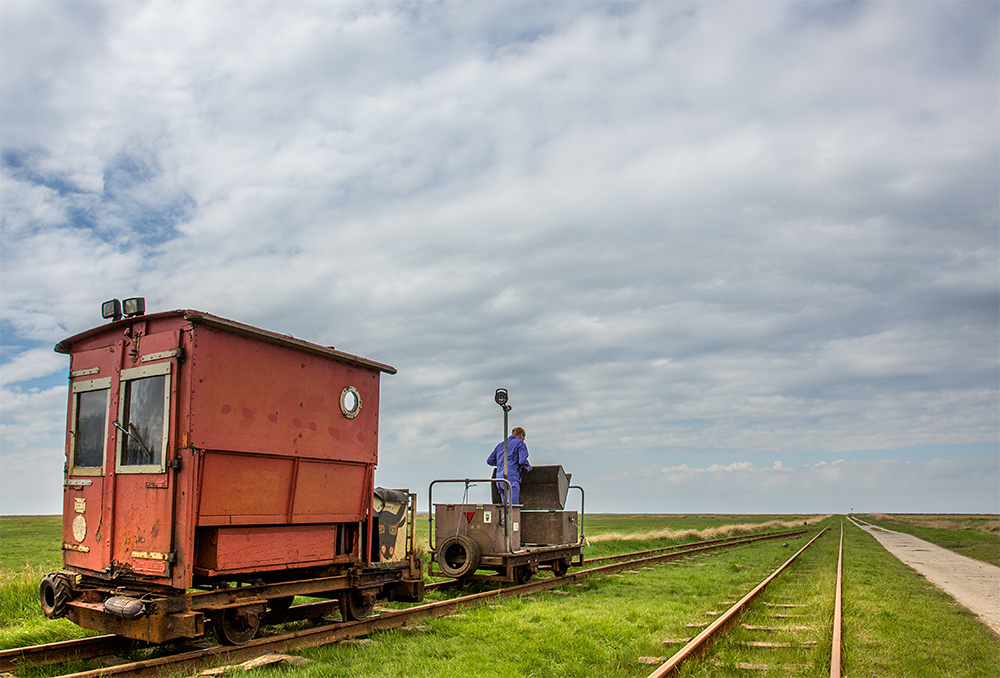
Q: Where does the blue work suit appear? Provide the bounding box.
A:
[487,435,531,504]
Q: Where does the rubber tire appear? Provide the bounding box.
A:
[39,572,73,619]
[437,535,482,579]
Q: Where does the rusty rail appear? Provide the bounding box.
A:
[0,635,133,672]
[583,527,811,567]
[647,526,830,678]
[831,522,844,678]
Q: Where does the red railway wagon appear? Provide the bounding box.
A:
[39,302,423,644]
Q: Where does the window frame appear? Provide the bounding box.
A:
[115,362,172,474]
[68,377,112,476]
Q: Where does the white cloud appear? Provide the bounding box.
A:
[0,348,65,386]
[590,456,1000,514]
[0,0,996,514]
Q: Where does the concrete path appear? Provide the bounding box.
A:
[849,517,1000,636]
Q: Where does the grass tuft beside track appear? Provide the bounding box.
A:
[586,514,829,543]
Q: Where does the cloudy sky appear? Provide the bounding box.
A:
[1,1,997,516]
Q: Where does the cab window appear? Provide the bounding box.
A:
[70,378,111,474]
[117,363,171,472]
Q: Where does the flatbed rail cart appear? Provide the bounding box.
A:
[428,465,584,584]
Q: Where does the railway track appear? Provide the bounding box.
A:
[831,522,844,678]
[2,526,814,677]
[645,522,845,677]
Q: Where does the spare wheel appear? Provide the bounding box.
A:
[437,535,481,578]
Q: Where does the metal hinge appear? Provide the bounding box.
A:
[168,456,183,470]
[141,347,186,363]
[132,550,176,563]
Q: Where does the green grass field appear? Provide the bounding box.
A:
[2,514,998,677]
[0,516,62,572]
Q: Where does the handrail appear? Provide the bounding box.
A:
[569,485,586,545]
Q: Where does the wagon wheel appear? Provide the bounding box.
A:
[514,565,534,585]
[213,606,263,645]
[339,589,374,621]
[551,558,570,577]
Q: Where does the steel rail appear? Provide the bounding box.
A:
[418,527,808,593]
[647,526,830,678]
[831,521,844,678]
[8,527,822,677]
[0,600,340,673]
[0,634,133,672]
[583,527,812,567]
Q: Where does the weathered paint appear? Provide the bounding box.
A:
[56,310,393,590]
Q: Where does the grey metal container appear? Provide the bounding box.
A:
[520,510,578,545]
[434,503,520,554]
[519,465,572,510]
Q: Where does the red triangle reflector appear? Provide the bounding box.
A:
[464,511,475,523]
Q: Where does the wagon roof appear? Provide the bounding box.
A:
[54,309,397,375]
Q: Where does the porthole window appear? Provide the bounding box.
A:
[340,386,361,419]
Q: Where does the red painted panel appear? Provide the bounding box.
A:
[62,483,107,572]
[187,326,381,464]
[198,452,294,524]
[195,525,339,572]
[112,473,174,576]
[292,460,368,521]
[56,310,390,586]
[62,346,119,575]
[110,331,183,584]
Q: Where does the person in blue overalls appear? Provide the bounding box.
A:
[487,426,531,505]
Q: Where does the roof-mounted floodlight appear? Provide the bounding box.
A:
[102,299,122,322]
[494,388,508,407]
[122,297,146,318]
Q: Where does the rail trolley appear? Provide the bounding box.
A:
[428,465,585,583]
[39,301,424,644]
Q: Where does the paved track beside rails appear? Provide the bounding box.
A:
[849,517,1000,635]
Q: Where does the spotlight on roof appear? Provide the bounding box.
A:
[122,297,146,318]
[101,299,122,322]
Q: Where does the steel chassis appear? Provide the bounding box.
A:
[54,493,424,643]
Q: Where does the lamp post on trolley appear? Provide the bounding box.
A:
[494,388,511,508]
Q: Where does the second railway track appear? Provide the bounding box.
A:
[645,522,845,677]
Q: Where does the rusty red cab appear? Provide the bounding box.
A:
[40,304,422,644]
